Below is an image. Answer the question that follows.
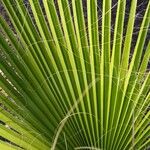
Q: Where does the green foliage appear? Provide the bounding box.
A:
[0,0,150,149]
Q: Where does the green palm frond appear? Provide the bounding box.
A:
[0,0,150,149]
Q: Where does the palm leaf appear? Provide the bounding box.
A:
[0,0,150,149]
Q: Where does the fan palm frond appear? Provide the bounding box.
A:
[0,0,150,149]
